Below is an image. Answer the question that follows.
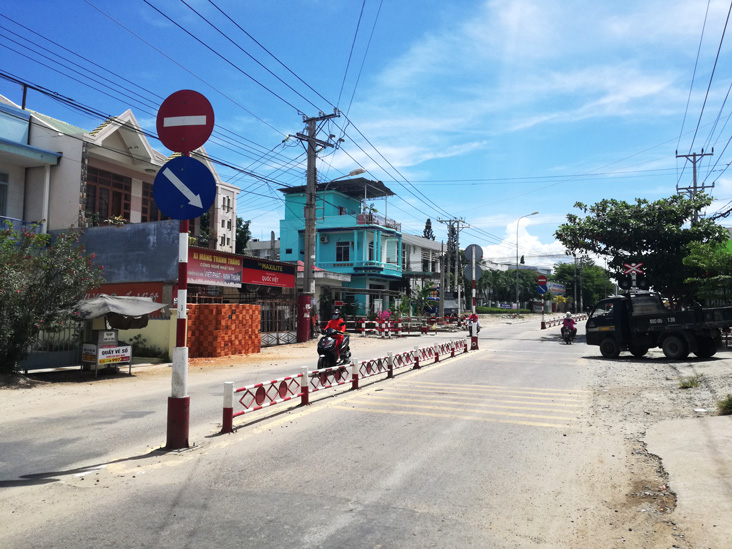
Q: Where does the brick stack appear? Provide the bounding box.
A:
[187,304,261,358]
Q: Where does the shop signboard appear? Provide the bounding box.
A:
[188,248,243,287]
[81,344,132,365]
[548,281,566,296]
[241,257,296,288]
[82,344,97,363]
[98,345,132,365]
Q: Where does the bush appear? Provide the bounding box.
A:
[679,374,702,389]
[717,394,732,415]
[128,335,167,360]
[0,225,105,372]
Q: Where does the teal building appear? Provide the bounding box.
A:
[279,177,403,315]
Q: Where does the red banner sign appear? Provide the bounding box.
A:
[188,248,243,287]
[241,257,295,288]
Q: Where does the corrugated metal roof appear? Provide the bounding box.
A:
[278,177,394,199]
[31,111,88,135]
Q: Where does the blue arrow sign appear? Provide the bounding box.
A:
[537,284,548,294]
[154,156,216,220]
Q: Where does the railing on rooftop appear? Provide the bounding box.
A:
[356,213,401,231]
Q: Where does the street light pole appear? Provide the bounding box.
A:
[515,211,538,314]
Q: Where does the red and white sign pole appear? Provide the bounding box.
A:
[472,256,476,314]
[156,90,215,450]
[167,215,190,449]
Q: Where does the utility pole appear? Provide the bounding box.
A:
[438,217,469,315]
[676,148,714,224]
[293,110,339,341]
[439,241,445,318]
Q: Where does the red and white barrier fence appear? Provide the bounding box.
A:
[221,338,469,433]
[542,313,588,329]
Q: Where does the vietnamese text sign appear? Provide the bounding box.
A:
[242,257,296,288]
[97,345,132,365]
[188,249,243,287]
[82,344,97,363]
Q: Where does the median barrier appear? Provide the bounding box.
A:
[220,337,469,433]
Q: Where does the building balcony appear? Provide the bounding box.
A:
[318,259,402,277]
[317,212,401,232]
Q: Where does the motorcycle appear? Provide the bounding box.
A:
[317,327,352,369]
[561,325,576,345]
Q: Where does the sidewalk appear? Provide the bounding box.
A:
[645,415,732,548]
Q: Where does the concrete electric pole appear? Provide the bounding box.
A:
[294,110,339,341]
[676,149,714,225]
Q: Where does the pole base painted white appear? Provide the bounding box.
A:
[172,346,188,398]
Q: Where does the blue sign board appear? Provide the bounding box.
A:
[153,156,216,221]
[537,285,548,294]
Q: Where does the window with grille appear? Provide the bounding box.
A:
[336,241,350,262]
[85,166,131,221]
[141,182,168,222]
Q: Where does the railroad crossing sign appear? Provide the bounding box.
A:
[156,90,215,153]
[153,156,216,220]
[623,262,644,274]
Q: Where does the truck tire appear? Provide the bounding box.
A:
[600,337,620,358]
[662,335,689,359]
[628,343,649,358]
[694,337,717,358]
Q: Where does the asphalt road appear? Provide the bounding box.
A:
[1,320,614,548]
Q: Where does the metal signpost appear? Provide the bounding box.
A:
[155,90,215,450]
[464,244,483,350]
[537,274,548,329]
[464,244,483,314]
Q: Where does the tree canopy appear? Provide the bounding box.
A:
[423,218,436,240]
[0,225,105,372]
[552,259,613,310]
[554,194,727,302]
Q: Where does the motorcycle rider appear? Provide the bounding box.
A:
[562,312,577,339]
[324,309,347,352]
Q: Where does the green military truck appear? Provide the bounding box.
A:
[586,292,732,359]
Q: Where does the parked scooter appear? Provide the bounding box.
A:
[317,327,352,369]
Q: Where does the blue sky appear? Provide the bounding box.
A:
[2,0,732,269]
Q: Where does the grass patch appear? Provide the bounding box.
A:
[678,374,702,389]
[717,394,732,415]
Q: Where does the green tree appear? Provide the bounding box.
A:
[0,225,105,372]
[552,259,613,311]
[235,217,251,254]
[555,194,727,303]
[194,210,211,248]
[423,218,436,240]
[682,241,732,301]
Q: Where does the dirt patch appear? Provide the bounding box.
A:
[0,373,41,389]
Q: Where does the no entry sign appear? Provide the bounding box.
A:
[156,90,214,153]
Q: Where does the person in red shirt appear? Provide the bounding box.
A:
[562,312,577,338]
[324,309,346,349]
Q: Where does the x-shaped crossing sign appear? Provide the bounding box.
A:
[623,262,644,274]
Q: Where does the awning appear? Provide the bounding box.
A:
[72,294,166,329]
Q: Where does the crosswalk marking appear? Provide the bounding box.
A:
[334,382,588,429]
[332,405,572,429]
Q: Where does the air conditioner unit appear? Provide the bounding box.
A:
[320,235,329,244]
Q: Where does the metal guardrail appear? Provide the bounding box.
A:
[221,338,469,433]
